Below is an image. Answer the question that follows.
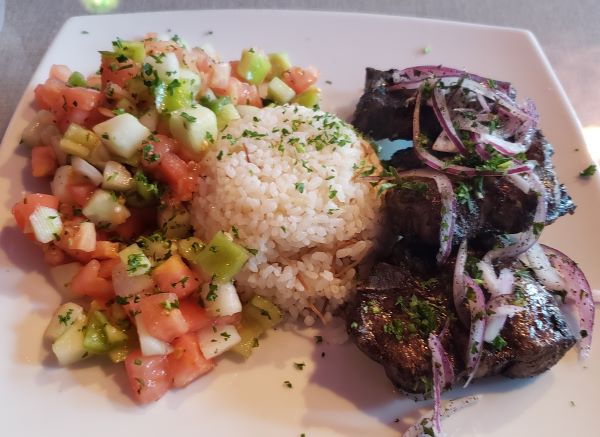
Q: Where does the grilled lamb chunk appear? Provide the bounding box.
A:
[384,175,538,250]
[473,271,577,378]
[347,260,463,396]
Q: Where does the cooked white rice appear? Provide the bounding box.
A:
[191,104,381,325]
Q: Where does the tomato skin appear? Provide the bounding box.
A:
[68,183,96,207]
[100,55,140,88]
[152,254,200,298]
[179,298,213,332]
[156,153,196,202]
[282,66,319,94]
[168,333,214,388]
[63,87,103,112]
[31,145,58,178]
[92,241,120,259]
[125,350,171,404]
[137,292,189,342]
[97,258,121,279]
[12,194,59,232]
[69,259,114,299]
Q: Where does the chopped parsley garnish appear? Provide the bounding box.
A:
[180,112,197,123]
[142,144,159,163]
[220,331,231,340]
[491,335,508,351]
[252,338,259,348]
[134,359,142,365]
[58,308,74,326]
[294,182,305,193]
[328,187,337,199]
[283,380,293,388]
[532,222,545,236]
[314,335,323,344]
[377,182,397,197]
[206,283,218,301]
[126,253,149,274]
[216,150,224,160]
[231,225,240,239]
[350,321,358,329]
[260,309,272,320]
[294,362,306,370]
[245,247,258,256]
[579,164,597,177]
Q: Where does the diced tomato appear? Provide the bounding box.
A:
[168,334,214,388]
[68,183,96,207]
[114,207,157,241]
[31,145,58,178]
[69,259,114,299]
[152,254,200,298]
[125,350,171,404]
[282,66,319,94]
[42,244,66,266]
[156,153,196,202]
[12,193,59,232]
[139,134,176,170]
[137,292,189,342]
[34,79,65,113]
[100,54,141,88]
[98,258,121,279]
[92,241,120,259]
[237,81,262,107]
[179,298,213,332]
[63,87,103,112]
[189,47,214,74]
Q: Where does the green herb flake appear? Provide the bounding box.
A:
[283,380,293,388]
[294,182,305,193]
[491,335,508,351]
[58,308,74,326]
[294,362,306,370]
[579,164,597,177]
[206,283,218,301]
[134,358,142,365]
[180,112,197,123]
[314,335,323,344]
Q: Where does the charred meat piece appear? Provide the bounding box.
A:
[347,261,462,395]
[384,175,538,250]
[474,272,576,378]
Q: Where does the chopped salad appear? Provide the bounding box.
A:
[12,32,321,404]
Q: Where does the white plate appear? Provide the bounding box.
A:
[1,10,598,437]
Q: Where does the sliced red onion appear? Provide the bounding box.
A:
[483,314,508,343]
[475,142,491,160]
[453,239,470,326]
[402,395,482,437]
[523,243,566,291]
[428,332,454,435]
[432,131,459,153]
[478,133,527,156]
[541,245,595,359]
[396,168,456,264]
[463,275,486,387]
[507,173,532,194]
[431,87,468,155]
[476,92,490,112]
[477,260,515,297]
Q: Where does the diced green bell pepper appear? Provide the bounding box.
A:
[215,103,241,131]
[83,310,110,354]
[237,49,271,85]
[194,231,250,283]
[67,71,87,88]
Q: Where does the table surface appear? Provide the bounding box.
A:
[1,0,599,162]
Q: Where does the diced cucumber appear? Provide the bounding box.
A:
[114,40,146,63]
[215,103,241,130]
[198,324,241,359]
[137,233,176,263]
[104,323,128,346]
[201,282,242,317]
[229,317,263,358]
[162,79,194,113]
[64,123,102,149]
[200,95,231,113]
[177,237,205,264]
[267,77,296,104]
[293,86,321,108]
[82,189,131,228]
[83,310,110,354]
[249,295,283,329]
[102,160,134,191]
[45,303,85,342]
[169,106,218,154]
[67,71,87,88]
[268,52,292,78]
[59,137,90,158]
[93,113,151,158]
[193,231,250,283]
[179,68,202,97]
[51,314,88,366]
[143,51,180,82]
[133,170,160,202]
[158,204,192,239]
[119,243,151,276]
[108,343,129,363]
[237,49,271,85]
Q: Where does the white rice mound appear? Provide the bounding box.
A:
[191,104,381,325]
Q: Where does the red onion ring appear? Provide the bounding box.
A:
[453,239,470,326]
[541,244,595,359]
[396,168,456,264]
[428,332,453,435]
[432,87,468,155]
[463,275,487,387]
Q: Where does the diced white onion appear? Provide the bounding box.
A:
[136,315,173,356]
[49,262,83,298]
[112,262,155,296]
[139,108,159,131]
[102,160,133,191]
[82,189,131,227]
[71,157,103,186]
[50,165,74,202]
[71,221,96,252]
[29,206,63,243]
[201,282,242,317]
[197,324,241,359]
[118,243,151,276]
[44,302,84,342]
[524,243,565,291]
